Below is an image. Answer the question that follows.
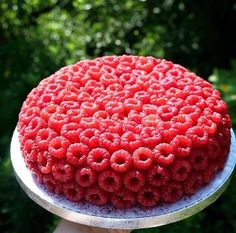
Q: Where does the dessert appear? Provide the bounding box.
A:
[17,55,231,208]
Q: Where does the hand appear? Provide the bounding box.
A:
[54,219,131,233]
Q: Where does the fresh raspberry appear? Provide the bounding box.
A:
[87,148,110,171]
[63,182,84,202]
[171,135,192,158]
[186,95,205,109]
[36,128,57,151]
[157,105,178,121]
[110,150,132,172]
[93,110,109,119]
[184,172,203,195]
[99,132,120,153]
[24,117,46,139]
[121,131,142,153]
[134,91,150,104]
[147,165,170,187]
[124,170,146,192]
[98,169,122,193]
[61,123,82,143]
[162,181,183,203]
[37,151,53,174]
[111,188,136,209]
[48,136,70,159]
[197,116,217,136]
[48,113,68,133]
[66,143,89,166]
[179,106,201,123]
[42,174,63,194]
[85,186,109,206]
[170,159,192,182]
[186,126,209,147]
[154,143,175,167]
[124,98,143,113]
[75,167,97,187]
[79,128,100,149]
[105,101,125,116]
[142,114,160,127]
[52,160,74,182]
[137,186,161,207]
[79,117,99,129]
[142,104,158,115]
[190,149,208,170]
[206,137,221,160]
[80,102,99,116]
[171,115,193,134]
[133,147,154,170]
[157,122,179,143]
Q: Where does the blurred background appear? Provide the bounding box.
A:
[1,0,236,232]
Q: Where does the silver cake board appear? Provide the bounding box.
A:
[10,128,236,230]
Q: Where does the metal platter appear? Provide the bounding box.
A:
[10,128,236,230]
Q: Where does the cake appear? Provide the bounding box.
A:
[17,55,231,208]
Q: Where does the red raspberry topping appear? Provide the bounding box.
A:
[137,186,161,207]
[17,55,231,208]
[98,169,122,193]
[87,148,110,172]
[124,170,145,192]
[85,186,109,206]
[133,147,154,170]
[111,188,136,209]
[110,150,132,172]
[75,167,97,187]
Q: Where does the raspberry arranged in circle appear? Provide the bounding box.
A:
[18,55,231,208]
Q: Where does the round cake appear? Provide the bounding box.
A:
[17,55,231,208]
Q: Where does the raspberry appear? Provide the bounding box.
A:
[111,188,136,209]
[85,186,109,206]
[121,131,142,153]
[80,102,99,116]
[42,174,62,194]
[79,117,99,129]
[171,159,192,182]
[110,150,132,172]
[63,182,84,202]
[48,113,68,133]
[124,170,145,192]
[98,169,122,193]
[37,151,53,174]
[179,106,201,123]
[157,105,178,121]
[134,91,150,104]
[49,136,70,159]
[99,132,120,153]
[75,167,97,187]
[154,143,175,167]
[186,126,209,147]
[93,110,109,119]
[147,165,170,187]
[40,104,59,122]
[171,135,192,158]
[124,98,143,113]
[198,116,217,136]
[24,117,46,139]
[184,172,203,195]
[66,143,89,166]
[87,148,110,171]
[190,149,208,170]
[105,101,125,116]
[36,128,57,151]
[186,95,205,109]
[171,114,193,134]
[162,181,183,203]
[206,137,221,160]
[61,123,82,143]
[52,160,74,182]
[133,147,154,170]
[79,128,100,149]
[137,186,161,207]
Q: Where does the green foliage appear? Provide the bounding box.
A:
[209,60,236,127]
[0,0,236,232]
